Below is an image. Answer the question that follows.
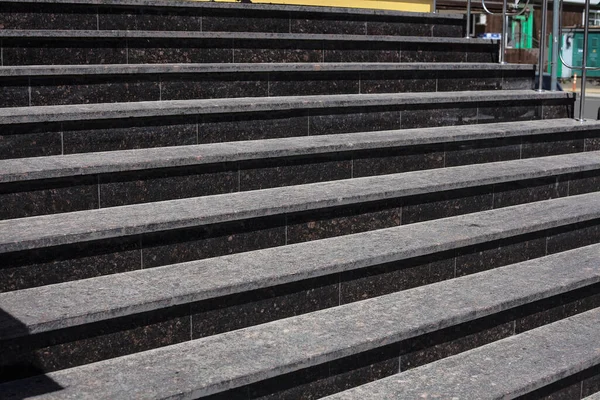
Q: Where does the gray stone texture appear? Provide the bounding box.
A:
[2,244,600,398]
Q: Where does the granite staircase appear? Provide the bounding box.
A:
[0,0,599,399]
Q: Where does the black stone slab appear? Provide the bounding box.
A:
[99,164,239,208]
[29,76,161,106]
[359,70,436,94]
[0,176,98,220]
[199,110,308,143]
[62,116,198,154]
[0,2,97,30]
[309,107,401,135]
[161,73,269,101]
[0,237,140,292]
[98,6,202,31]
[0,305,190,382]
[455,233,547,277]
[141,216,287,268]
[0,123,62,160]
[0,78,29,108]
[2,38,128,66]
[239,154,352,191]
[191,276,339,339]
[339,252,455,304]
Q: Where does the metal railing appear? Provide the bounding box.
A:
[481,0,532,63]
[557,0,599,121]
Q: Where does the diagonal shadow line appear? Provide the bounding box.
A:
[0,308,63,399]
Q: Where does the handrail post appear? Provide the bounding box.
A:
[465,0,472,38]
[537,0,549,91]
[432,0,437,13]
[578,0,591,121]
[500,0,508,63]
[551,0,560,90]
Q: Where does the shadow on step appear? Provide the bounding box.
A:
[0,309,63,398]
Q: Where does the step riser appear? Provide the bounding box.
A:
[0,38,496,66]
[0,70,533,108]
[0,2,465,37]
[3,170,600,292]
[1,130,595,220]
[2,262,598,386]
[518,365,600,400]
[0,99,573,160]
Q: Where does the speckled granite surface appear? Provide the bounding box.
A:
[1,190,600,338]
[1,245,599,398]
[0,151,598,253]
[324,308,600,399]
[1,119,596,183]
[0,62,534,77]
[0,91,572,124]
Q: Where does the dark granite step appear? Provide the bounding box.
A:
[1,243,599,395]
[1,119,598,220]
[2,153,600,292]
[0,90,573,160]
[324,308,600,400]
[0,30,497,66]
[0,63,534,108]
[0,0,466,37]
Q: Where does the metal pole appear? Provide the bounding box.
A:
[537,0,548,91]
[551,0,560,90]
[432,0,436,13]
[500,0,508,63]
[578,0,590,121]
[465,0,472,38]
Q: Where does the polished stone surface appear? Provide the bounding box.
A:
[0,91,572,125]
[455,233,547,277]
[99,164,238,208]
[0,123,62,160]
[239,155,352,191]
[2,245,600,398]
[3,152,600,253]
[0,305,190,381]
[141,216,286,268]
[399,313,514,370]
[191,276,338,339]
[161,73,269,100]
[2,119,595,183]
[0,176,98,220]
[3,193,600,338]
[0,237,140,292]
[324,309,600,399]
[0,62,535,77]
[62,117,197,154]
[30,76,161,106]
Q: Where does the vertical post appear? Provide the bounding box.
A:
[537,0,548,91]
[500,0,508,63]
[432,0,436,13]
[578,0,590,121]
[465,0,472,38]
[551,0,560,90]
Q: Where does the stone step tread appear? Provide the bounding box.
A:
[3,118,596,184]
[0,90,571,125]
[324,307,600,400]
[2,151,599,253]
[0,0,466,20]
[0,62,533,77]
[585,392,600,399]
[2,191,600,339]
[2,244,599,399]
[0,30,484,44]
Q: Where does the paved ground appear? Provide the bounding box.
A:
[563,79,600,120]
